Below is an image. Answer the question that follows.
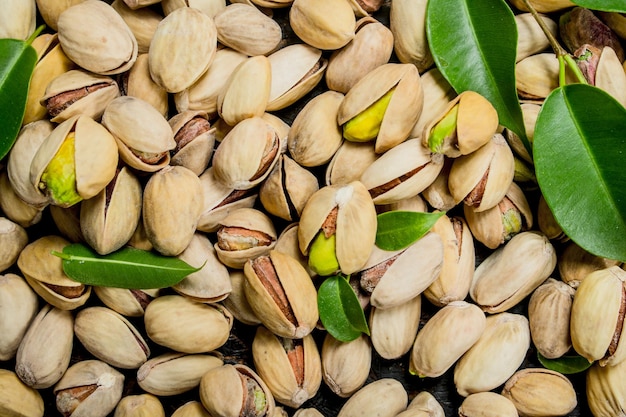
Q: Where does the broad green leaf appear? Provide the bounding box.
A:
[534,84,626,261]
[376,211,445,251]
[571,0,626,12]
[426,0,529,153]
[0,26,44,160]
[52,243,202,289]
[537,352,592,374]
[318,275,369,342]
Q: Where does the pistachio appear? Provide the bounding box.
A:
[369,295,421,360]
[325,140,378,186]
[409,67,457,140]
[537,194,568,242]
[120,53,169,117]
[505,103,540,164]
[558,241,621,288]
[595,46,626,107]
[390,0,432,72]
[0,274,38,362]
[560,7,624,62]
[289,0,356,50]
[35,0,84,32]
[397,391,445,417]
[93,287,158,318]
[337,378,408,417]
[0,369,44,417]
[172,401,213,417]
[515,13,558,62]
[214,3,282,56]
[50,205,83,243]
[0,172,44,228]
[110,0,162,54]
[421,158,459,211]
[0,0,36,40]
[0,217,28,273]
[168,111,215,176]
[161,0,226,17]
[222,270,262,325]
[114,394,165,417]
[321,333,371,398]
[458,392,518,417]
[516,53,576,101]
[508,0,574,13]
[586,359,626,417]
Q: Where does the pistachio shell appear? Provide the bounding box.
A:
[515,13,557,62]
[325,140,378,186]
[516,53,576,100]
[122,53,169,117]
[161,0,226,17]
[93,287,158,318]
[596,46,626,107]
[0,171,44,228]
[337,378,408,417]
[410,67,456,139]
[321,333,371,398]
[0,217,28,273]
[114,394,165,417]
[0,274,38,362]
[458,392,518,417]
[0,369,44,417]
[172,401,213,417]
[508,0,574,13]
[221,270,262,325]
[558,241,620,288]
[214,3,282,56]
[289,0,356,50]
[401,391,445,417]
[35,0,85,32]
[168,110,215,175]
[369,295,421,360]
[110,0,162,54]
[586,359,626,417]
[390,0,433,71]
[0,0,36,40]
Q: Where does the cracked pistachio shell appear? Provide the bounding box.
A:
[137,352,223,397]
[174,48,247,116]
[410,68,456,139]
[145,295,232,353]
[169,110,215,175]
[463,182,533,250]
[75,306,150,369]
[58,0,138,75]
[587,359,626,417]
[149,7,217,93]
[0,274,38,362]
[515,13,557,62]
[360,138,444,205]
[53,360,125,417]
[288,90,344,167]
[173,233,232,303]
[454,313,531,397]
[289,0,356,50]
[369,295,421,360]
[326,17,393,94]
[410,301,486,378]
[30,115,119,207]
[244,250,319,338]
[114,394,164,417]
[267,44,327,111]
[325,140,378,186]
[196,167,258,233]
[252,326,322,408]
[0,217,28,273]
[260,154,320,221]
[448,133,515,212]
[502,368,577,417]
[470,232,556,313]
[17,236,91,311]
[571,266,626,366]
[421,158,460,211]
[424,215,475,307]
[101,96,175,172]
[321,333,371,398]
[337,378,408,417]
[338,63,424,153]
[0,369,44,417]
[298,181,377,275]
[221,270,261,325]
[397,391,445,417]
[143,165,204,256]
[508,0,574,13]
[0,0,35,40]
[214,3,282,56]
[557,241,620,289]
[596,46,626,107]
[122,53,169,117]
[41,69,120,123]
[200,364,276,417]
[172,401,212,417]
[16,305,73,389]
[111,0,162,54]
[423,91,499,157]
[458,392,518,417]
[217,56,272,126]
[93,287,159,318]
[390,0,432,72]
[80,166,142,255]
[213,116,281,190]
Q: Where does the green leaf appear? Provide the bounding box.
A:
[537,351,592,374]
[0,25,44,160]
[318,275,369,342]
[534,84,626,261]
[52,243,202,289]
[426,0,529,153]
[375,211,445,251]
[570,0,626,12]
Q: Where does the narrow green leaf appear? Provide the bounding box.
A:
[318,275,369,342]
[0,25,44,160]
[426,0,529,153]
[534,84,626,261]
[376,211,445,251]
[537,352,592,374]
[52,243,202,289]
[570,0,626,12]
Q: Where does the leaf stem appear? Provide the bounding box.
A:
[25,25,45,46]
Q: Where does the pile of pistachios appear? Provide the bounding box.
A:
[2,0,626,416]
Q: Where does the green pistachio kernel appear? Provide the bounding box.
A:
[502,207,523,239]
[428,104,459,153]
[343,87,396,142]
[308,231,340,276]
[253,385,267,415]
[39,132,82,207]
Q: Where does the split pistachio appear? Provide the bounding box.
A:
[110,0,162,54]
[409,67,456,140]
[168,110,216,176]
[93,287,158,318]
[325,140,378,186]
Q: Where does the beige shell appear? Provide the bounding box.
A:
[1,172,44,228]
[0,0,35,40]
[398,391,445,417]
[537,194,568,242]
[596,46,626,107]
[421,159,460,212]
[144,295,232,353]
[169,110,216,176]
[122,53,169,117]
[558,241,620,288]
[172,401,213,417]
[267,44,327,111]
[369,295,421,360]
[0,274,38,361]
[326,17,394,94]
[508,0,575,13]
[515,53,576,100]
[321,333,371,398]
[288,90,345,167]
[325,140,378,186]
[586,359,626,417]
[80,166,142,255]
[110,0,162,54]
[148,7,217,93]
[221,270,261,325]
[458,392,518,417]
[137,352,223,396]
[289,0,356,50]
[0,369,44,417]
[75,306,150,369]
[515,13,557,62]
[58,0,138,75]
[410,67,456,140]
[274,223,313,277]
[506,103,540,163]
[114,394,165,417]
[214,3,282,56]
[36,0,85,32]
[161,0,226,17]
[338,63,424,153]
[0,217,28,273]
[390,0,433,72]
[15,305,74,389]
[337,378,408,417]
[93,287,159,318]
[360,138,444,205]
[502,368,577,416]
[50,205,83,243]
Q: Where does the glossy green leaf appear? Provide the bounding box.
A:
[426,0,529,153]
[0,26,44,160]
[52,243,202,289]
[318,275,369,342]
[534,84,626,261]
[376,211,445,251]
[537,352,592,374]
[571,0,626,12]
